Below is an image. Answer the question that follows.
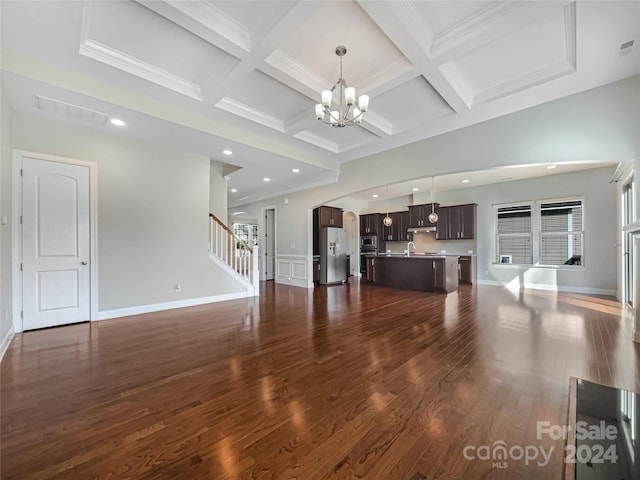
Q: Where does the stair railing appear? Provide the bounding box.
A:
[209,213,259,294]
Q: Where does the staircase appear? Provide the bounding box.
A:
[209,213,259,296]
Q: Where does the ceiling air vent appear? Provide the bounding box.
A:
[620,40,635,56]
[35,95,109,126]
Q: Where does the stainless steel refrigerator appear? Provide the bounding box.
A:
[320,227,347,285]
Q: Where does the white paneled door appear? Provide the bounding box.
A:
[22,157,91,330]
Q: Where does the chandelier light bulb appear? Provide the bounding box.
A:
[428,212,439,223]
[345,87,356,105]
[330,111,339,125]
[383,215,393,227]
[358,95,369,112]
[353,107,362,124]
[322,90,332,107]
[315,104,324,120]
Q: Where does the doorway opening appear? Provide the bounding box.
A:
[263,208,275,281]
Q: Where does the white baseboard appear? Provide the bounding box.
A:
[97,292,252,321]
[477,280,616,296]
[0,326,15,362]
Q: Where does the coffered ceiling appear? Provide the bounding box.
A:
[1,1,639,207]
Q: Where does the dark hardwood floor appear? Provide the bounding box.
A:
[2,280,639,479]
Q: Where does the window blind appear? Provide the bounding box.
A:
[497,205,532,264]
[539,200,583,266]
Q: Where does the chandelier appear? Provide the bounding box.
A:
[315,45,369,127]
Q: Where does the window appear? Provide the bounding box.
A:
[233,223,258,246]
[496,205,532,264]
[539,200,583,266]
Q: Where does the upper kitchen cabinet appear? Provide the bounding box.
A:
[360,213,380,235]
[435,204,477,240]
[318,206,343,228]
[408,203,439,228]
[382,212,412,242]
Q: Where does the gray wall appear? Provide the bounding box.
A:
[209,160,227,224]
[11,112,246,313]
[0,84,13,341]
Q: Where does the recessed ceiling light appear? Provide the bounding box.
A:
[372,194,378,198]
[292,168,300,173]
[462,179,470,183]
[230,188,237,193]
[110,118,126,127]
[412,188,419,191]
[547,165,557,169]
[263,177,270,182]
[222,149,233,155]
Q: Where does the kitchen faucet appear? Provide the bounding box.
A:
[405,241,416,256]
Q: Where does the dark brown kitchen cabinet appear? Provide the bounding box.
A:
[360,213,380,235]
[381,211,412,242]
[435,206,450,240]
[313,256,321,285]
[408,203,439,228]
[313,206,343,255]
[318,206,343,228]
[435,204,477,240]
[458,255,477,284]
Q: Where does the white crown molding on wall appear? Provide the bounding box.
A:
[293,131,340,154]
[216,97,285,132]
[79,40,204,101]
[80,1,204,101]
[264,49,329,94]
[158,0,250,52]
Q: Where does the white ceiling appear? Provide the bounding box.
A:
[1,1,639,208]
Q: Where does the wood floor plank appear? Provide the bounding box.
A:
[1,281,638,479]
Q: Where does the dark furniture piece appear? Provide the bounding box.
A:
[313,206,344,255]
[360,213,380,235]
[317,206,343,228]
[435,204,477,240]
[382,211,412,242]
[408,203,439,228]
[458,255,477,284]
[312,256,320,285]
[366,255,458,293]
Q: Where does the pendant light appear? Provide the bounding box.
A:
[428,176,438,223]
[383,185,393,227]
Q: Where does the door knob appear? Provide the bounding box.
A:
[81,261,88,265]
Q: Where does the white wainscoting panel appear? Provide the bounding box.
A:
[275,255,311,288]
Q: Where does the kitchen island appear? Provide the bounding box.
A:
[365,254,459,293]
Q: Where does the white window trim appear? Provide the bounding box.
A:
[493,197,586,269]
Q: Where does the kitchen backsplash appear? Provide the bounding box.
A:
[384,232,476,254]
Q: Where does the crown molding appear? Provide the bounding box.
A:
[293,131,340,153]
[158,0,250,52]
[216,97,285,132]
[264,49,328,93]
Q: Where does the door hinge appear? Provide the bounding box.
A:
[20,311,23,319]
[20,215,23,224]
[20,169,23,176]
[20,263,23,272]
